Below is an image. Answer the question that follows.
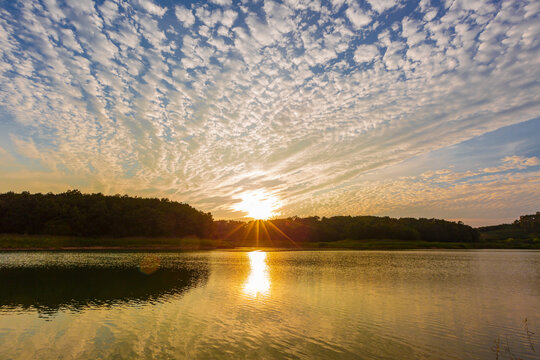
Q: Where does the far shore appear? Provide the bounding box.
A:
[1,234,538,251]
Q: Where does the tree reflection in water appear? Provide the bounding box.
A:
[0,262,208,316]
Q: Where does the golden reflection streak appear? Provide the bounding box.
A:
[243,251,270,298]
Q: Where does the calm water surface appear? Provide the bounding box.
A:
[0,250,539,359]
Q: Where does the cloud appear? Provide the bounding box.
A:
[0,146,16,166]
[365,0,399,13]
[483,156,540,173]
[210,0,232,6]
[10,135,42,159]
[195,7,223,29]
[221,9,238,28]
[64,0,95,15]
[281,158,540,226]
[137,0,167,17]
[175,6,195,27]
[345,5,372,29]
[353,44,379,63]
[0,0,539,225]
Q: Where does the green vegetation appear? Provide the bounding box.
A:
[0,234,232,250]
[0,191,538,250]
[478,212,540,242]
[1,234,538,250]
[306,239,480,250]
[213,215,479,246]
[0,190,213,238]
[306,238,540,250]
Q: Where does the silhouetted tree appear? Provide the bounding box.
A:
[0,190,487,244]
[210,215,479,244]
[0,190,212,238]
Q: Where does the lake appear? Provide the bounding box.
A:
[0,250,539,359]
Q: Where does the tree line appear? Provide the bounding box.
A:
[0,190,213,238]
[0,190,481,243]
[478,212,540,239]
[517,212,540,233]
[213,215,479,245]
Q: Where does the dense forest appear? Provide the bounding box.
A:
[213,215,479,246]
[0,190,484,244]
[478,212,540,240]
[0,190,213,238]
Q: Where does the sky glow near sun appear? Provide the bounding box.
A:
[233,191,282,219]
[0,0,539,225]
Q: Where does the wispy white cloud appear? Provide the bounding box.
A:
[483,156,540,173]
[366,0,399,13]
[280,157,540,226]
[175,6,195,28]
[345,3,372,29]
[137,0,167,17]
[353,44,379,63]
[0,0,539,225]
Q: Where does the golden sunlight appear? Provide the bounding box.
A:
[243,251,270,297]
[233,190,282,220]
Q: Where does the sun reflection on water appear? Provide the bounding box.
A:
[243,251,270,298]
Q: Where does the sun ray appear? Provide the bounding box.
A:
[223,222,247,240]
[259,221,274,247]
[256,220,260,248]
[218,225,245,248]
[266,220,300,248]
[242,220,256,244]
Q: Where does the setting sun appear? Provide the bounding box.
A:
[233,191,282,220]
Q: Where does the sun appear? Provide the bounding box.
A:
[233,190,282,220]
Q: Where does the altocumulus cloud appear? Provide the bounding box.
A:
[0,0,539,224]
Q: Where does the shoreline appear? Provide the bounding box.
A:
[1,234,538,251]
[1,245,539,252]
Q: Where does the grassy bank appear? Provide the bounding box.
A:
[1,234,539,251]
[0,234,234,251]
[304,238,540,250]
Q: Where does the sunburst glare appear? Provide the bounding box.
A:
[233,191,282,220]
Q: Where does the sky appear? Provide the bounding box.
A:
[0,0,539,226]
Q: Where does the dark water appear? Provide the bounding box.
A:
[0,250,539,359]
